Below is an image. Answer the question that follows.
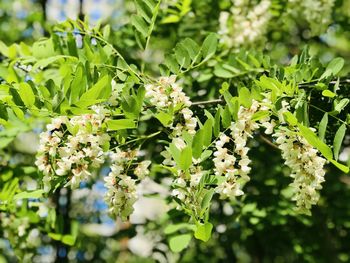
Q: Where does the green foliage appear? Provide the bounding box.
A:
[1,1,350,262]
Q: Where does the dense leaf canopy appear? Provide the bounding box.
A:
[0,0,350,262]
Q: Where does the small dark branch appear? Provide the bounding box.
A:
[298,78,350,87]
[189,78,350,107]
[191,98,224,107]
[39,0,47,21]
[78,0,84,20]
[259,135,279,150]
[330,79,350,85]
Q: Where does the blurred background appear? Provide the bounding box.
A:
[1,0,350,262]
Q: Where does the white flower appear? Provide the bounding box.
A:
[218,0,271,47]
[173,137,186,150]
[273,127,327,213]
[46,116,67,131]
[171,189,186,201]
[134,161,152,179]
[36,106,110,190]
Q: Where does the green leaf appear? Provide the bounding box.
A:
[102,24,111,39]
[70,63,85,104]
[164,223,195,235]
[326,57,344,76]
[320,58,344,79]
[238,87,251,108]
[200,189,214,214]
[131,15,149,37]
[32,38,56,59]
[18,83,35,108]
[9,87,23,107]
[229,97,240,121]
[202,119,213,147]
[155,111,173,126]
[318,113,328,142]
[334,98,349,114]
[48,233,76,246]
[168,143,181,166]
[164,54,180,73]
[329,160,349,174]
[67,33,78,57]
[182,38,200,61]
[213,108,221,137]
[322,90,336,98]
[62,235,76,246]
[77,75,110,107]
[169,234,192,252]
[0,178,18,202]
[221,105,231,128]
[135,0,153,23]
[252,111,270,121]
[13,190,45,200]
[201,33,217,61]
[200,150,212,162]
[32,55,77,70]
[106,119,136,131]
[175,43,191,68]
[298,124,333,159]
[192,129,204,159]
[333,124,346,161]
[161,14,180,24]
[194,222,213,242]
[213,64,235,78]
[283,111,298,126]
[0,41,9,57]
[179,146,192,170]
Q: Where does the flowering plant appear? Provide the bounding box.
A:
[1,0,350,262]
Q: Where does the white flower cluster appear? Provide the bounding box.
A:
[161,137,205,216]
[289,0,335,35]
[104,148,151,220]
[145,75,197,135]
[172,165,205,198]
[214,100,275,199]
[219,0,271,47]
[274,128,327,213]
[214,133,244,198]
[0,213,41,250]
[35,106,110,191]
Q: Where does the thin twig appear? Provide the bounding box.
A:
[191,98,224,106]
[309,104,350,127]
[298,78,350,87]
[259,135,279,150]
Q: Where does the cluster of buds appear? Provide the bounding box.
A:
[214,100,269,199]
[219,0,271,47]
[162,137,205,216]
[274,128,327,213]
[35,106,110,191]
[213,133,244,198]
[288,0,335,35]
[0,213,41,251]
[104,148,151,220]
[145,75,197,135]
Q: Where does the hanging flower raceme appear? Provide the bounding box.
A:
[35,106,111,191]
[274,128,327,213]
[161,135,206,218]
[219,0,271,47]
[104,148,151,220]
[145,75,197,135]
[214,100,273,199]
[288,0,335,35]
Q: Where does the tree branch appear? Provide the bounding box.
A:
[191,98,224,106]
[259,135,280,150]
[190,78,350,107]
